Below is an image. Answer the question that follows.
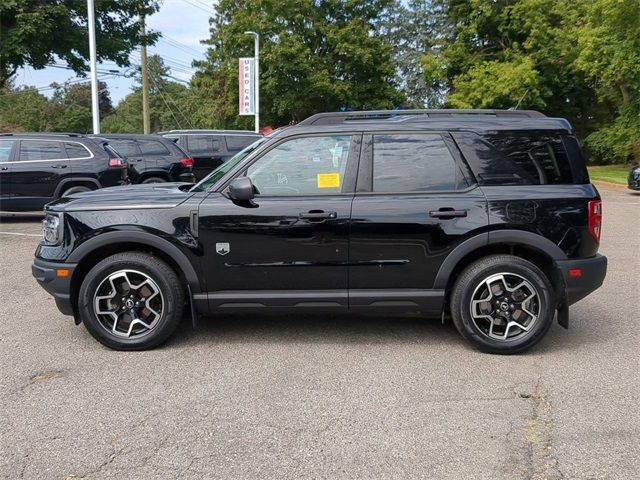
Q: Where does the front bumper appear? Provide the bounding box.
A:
[556,254,607,306]
[32,258,76,316]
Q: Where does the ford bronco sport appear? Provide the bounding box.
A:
[32,110,607,353]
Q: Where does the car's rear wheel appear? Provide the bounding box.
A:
[61,185,91,197]
[142,177,167,184]
[78,252,184,350]
[450,255,555,354]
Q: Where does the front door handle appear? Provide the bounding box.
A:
[51,164,68,169]
[0,166,8,171]
[299,210,337,222]
[429,208,467,219]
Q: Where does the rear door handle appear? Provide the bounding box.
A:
[0,166,8,171]
[299,210,337,222]
[429,208,467,219]
[51,164,68,169]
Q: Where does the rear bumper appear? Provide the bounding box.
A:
[32,258,76,316]
[556,254,607,306]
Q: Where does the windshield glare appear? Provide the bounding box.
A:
[189,137,268,192]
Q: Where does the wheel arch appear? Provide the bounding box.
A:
[435,230,566,303]
[54,178,101,198]
[67,231,201,317]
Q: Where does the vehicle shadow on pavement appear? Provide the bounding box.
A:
[163,311,603,355]
[168,314,462,348]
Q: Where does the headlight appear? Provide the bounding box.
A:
[42,213,63,245]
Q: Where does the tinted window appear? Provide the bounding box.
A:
[247,135,352,195]
[108,140,139,157]
[226,135,258,151]
[188,135,220,154]
[64,142,91,159]
[18,140,63,161]
[138,139,170,156]
[0,140,15,161]
[164,135,181,145]
[372,134,457,192]
[484,133,573,185]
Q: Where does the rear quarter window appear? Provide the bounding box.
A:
[64,142,92,159]
[453,131,576,185]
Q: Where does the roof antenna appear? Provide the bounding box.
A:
[510,88,530,110]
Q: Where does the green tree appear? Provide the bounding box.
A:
[0,85,50,131]
[574,0,640,163]
[0,0,160,88]
[423,0,604,138]
[194,0,403,127]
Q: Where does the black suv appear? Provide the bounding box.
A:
[158,129,261,181]
[0,133,127,212]
[95,134,195,184]
[33,110,607,353]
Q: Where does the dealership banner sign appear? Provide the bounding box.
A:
[239,57,255,116]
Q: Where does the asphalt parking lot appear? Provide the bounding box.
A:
[0,184,638,479]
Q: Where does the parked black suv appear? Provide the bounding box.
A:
[95,134,195,184]
[0,133,127,212]
[628,164,640,191]
[33,110,607,353]
[158,129,261,181]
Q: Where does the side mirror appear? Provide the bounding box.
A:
[228,176,255,201]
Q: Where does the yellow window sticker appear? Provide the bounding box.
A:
[317,172,340,188]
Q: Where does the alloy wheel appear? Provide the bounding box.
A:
[93,269,164,338]
[469,272,540,341]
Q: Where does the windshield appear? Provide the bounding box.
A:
[189,137,268,192]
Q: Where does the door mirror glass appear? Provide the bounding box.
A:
[228,176,255,201]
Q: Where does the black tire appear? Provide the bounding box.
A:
[78,252,185,350]
[142,177,167,184]
[450,255,555,354]
[61,185,91,197]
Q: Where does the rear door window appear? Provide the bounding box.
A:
[0,140,16,161]
[372,134,457,192]
[187,135,221,154]
[18,140,64,161]
[138,139,171,156]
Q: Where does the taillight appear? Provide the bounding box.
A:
[180,157,193,168]
[588,200,602,242]
[109,158,125,167]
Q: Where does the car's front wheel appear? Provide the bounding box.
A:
[78,252,184,350]
[450,255,555,354]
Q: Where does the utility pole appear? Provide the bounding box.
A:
[244,31,259,133]
[140,15,151,134]
[87,0,100,134]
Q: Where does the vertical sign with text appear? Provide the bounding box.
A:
[239,57,255,116]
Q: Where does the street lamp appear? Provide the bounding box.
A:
[244,31,259,133]
[87,0,100,133]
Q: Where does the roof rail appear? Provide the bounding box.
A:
[298,109,546,126]
[0,132,84,137]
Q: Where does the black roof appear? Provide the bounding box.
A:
[0,132,86,138]
[285,109,573,135]
[156,129,260,136]
[91,133,175,142]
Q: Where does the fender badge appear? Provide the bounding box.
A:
[216,242,230,255]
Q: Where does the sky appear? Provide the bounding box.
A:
[12,0,215,105]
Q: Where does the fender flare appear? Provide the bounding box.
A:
[67,230,202,293]
[433,229,567,290]
[54,177,101,198]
